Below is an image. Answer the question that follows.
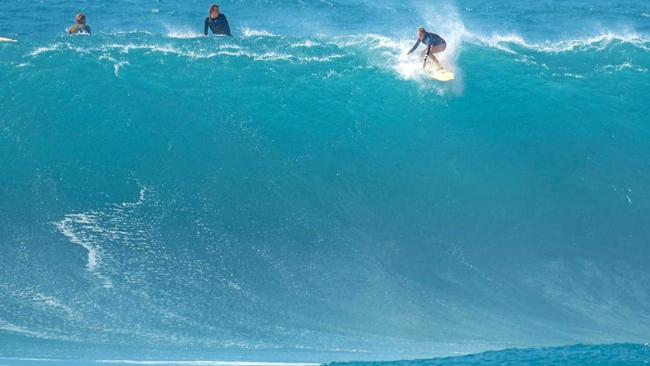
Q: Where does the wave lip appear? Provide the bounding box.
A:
[24,37,348,65]
[467,31,650,53]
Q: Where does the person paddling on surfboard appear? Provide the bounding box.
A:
[407,27,446,70]
[68,13,91,35]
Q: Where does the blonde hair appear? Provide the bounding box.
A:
[75,13,86,24]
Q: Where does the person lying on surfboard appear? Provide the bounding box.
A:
[407,27,446,70]
[68,13,91,35]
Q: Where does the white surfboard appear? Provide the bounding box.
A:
[0,37,17,43]
[426,64,455,82]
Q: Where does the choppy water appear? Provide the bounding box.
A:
[1,0,649,364]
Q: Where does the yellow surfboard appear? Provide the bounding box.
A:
[426,63,455,82]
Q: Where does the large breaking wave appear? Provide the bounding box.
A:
[1,0,650,363]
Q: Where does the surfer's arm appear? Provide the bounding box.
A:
[407,39,420,55]
[204,18,209,36]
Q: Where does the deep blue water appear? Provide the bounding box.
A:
[1,0,650,364]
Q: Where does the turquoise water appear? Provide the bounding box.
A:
[1,0,650,364]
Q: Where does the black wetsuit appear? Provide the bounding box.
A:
[204,14,232,36]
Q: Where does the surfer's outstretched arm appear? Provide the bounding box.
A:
[407,39,421,55]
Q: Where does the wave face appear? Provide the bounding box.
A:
[1,0,650,362]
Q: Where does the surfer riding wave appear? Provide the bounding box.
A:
[407,27,446,70]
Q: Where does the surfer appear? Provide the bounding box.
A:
[204,5,232,36]
[68,13,91,35]
[407,27,446,69]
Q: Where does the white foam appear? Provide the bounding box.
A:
[52,186,153,289]
[466,33,526,54]
[54,213,102,273]
[27,42,93,57]
[227,281,242,291]
[120,186,147,207]
[214,50,246,57]
[561,73,585,79]
[27,44,62,57]
[242,28,279,38]
[468,31,650,53]
[219,44,243,50]
[99,54,130,77]
[0,319,77,341]
[338,33,455,85]
[111,30,153,36]
[334,34,418,80]
[333,2,466,88]
[0,320,50,338]
[290,40,317,48]
[252,52,292,61]
[601,62,648,73]
[166,27,204,39]
[32,293,76,319]
[298,54,346,62]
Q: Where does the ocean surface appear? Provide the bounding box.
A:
[1,0,650,365]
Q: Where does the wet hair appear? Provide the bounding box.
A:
[209,5,220,13]
[76,13,86,24]
[418,27,426,33]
